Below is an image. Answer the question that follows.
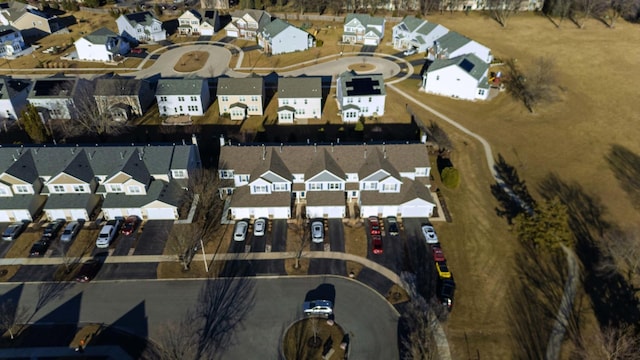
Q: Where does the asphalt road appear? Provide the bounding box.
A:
[133,220,173,256]
[0,277,399,359]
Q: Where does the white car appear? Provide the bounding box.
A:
[311,220,324,243]
[60,221,82,242]
[303,300,333,316]
[96,225,117,248]
[403,48,417,56]
[234,220,249,241]
[422,225,439,244]
[253,218,266,237]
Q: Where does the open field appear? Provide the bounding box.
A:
[391,11,640,359]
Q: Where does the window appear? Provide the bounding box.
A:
[219,170,234,179]
[368,97,372,102]
[478,89,486,96]
[53,185,65,192]
[160,96,167,101]
[15,185,29,193]
[328,183,341,190]
[73,185,85,192]
[178,96,185,101]
[179,105,183,112]
[436,75,440,81]
[239,96,246,101]
[251,96,258,101]
[382,183,398,192]
[252,185,269,193]
[108,184,123,192]
[238,175,249,182]
[299,191,306,198]
[0,187,7,196]
[304,99,308,104]
[173,170,187,179]
[163,106,167,113]
[128,185,141,194]
[221,96,228,102]
[190,96,197,101]
[308,183,323,191]
[188,105,199,112]
[273,183,288,191]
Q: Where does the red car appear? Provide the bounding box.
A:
[130,47,144,54]
[368,216,381,235]
[432,246,446,262]
[372,235,383,255]
[121,215,140,236]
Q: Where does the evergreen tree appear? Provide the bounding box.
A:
[19,104,50,144]
[514,197,573,251]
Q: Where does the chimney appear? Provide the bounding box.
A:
[280,143,283,153]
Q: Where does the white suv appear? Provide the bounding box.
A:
[421,225,439,244]
[303,300,333,316]
[96,225,117,248]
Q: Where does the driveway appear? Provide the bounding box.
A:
[0,277,400,359]
[132,221,173,256]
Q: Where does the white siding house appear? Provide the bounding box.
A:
[392,16,449,53]
[217,77,264,120]
[428,31,492,64]
[0,76,30,122]
[0,25,25,58]
[422,53,490,101]
[177,9,219,36]
[277,77,322,123]
[156,78,211,116]
[258,19,314,55]
[74,27,131,62]
[336,71,386,122]
[224,9,271,39]
[27,77,92,120]
[116,12,166,43]
[342,14,385,46]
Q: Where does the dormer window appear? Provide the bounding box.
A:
[172,170,187,179]
[128,185,141,194]
[108,184,123,192]
[73,185,86,192]
[53,185,65,193]
[14,185,30,193]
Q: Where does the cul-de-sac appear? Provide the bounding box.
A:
[0,0,639,358]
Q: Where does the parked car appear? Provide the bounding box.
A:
[311,220,324,243]
[253,218,266,237]
[29,238,52,257]
[435,261,452,279]
[130,47,144,54]
[387,216,399,236]
[303,300,333,316]
[96,224,118,248]
[43,219,65,239]
[369,216,381,235]
[60,220,83,242]
[121,215,140,236]
[432,246,446,262]
[372,235,383,255]
[233,219,249,241]
[403,47,417,56]
[75,259,102,283]
[2,221,28,241]
[421,225,438,244]
[437,278,455,311]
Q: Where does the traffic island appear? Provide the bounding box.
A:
[282,317,348,359]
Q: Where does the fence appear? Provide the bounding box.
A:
[271,13,402,23]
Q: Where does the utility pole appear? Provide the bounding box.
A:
[200,238,208,272]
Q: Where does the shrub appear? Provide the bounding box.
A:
[354,119,364,132]
[316,39,324,47]
[441,167,460,189]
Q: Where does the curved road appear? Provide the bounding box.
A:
[0,276,399,359]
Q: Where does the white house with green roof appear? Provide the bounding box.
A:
[74,27,131,62]
[217,77,264,120]
[116,11,165,43]
[392,16,449,53]
[421,53,490,101]
[428,31,492,64]
[155,78,211,117]
[342,14,385,46]
[277,77,322,123]
[257,19,314,55]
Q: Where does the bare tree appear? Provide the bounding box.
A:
[420,0,441,15]
[504,57,559,113]
[600,0,639,27]
[543,0,576,27]
[427,120,454,151]
[575,324,640,360]
[599,228,640,291]
[290,217,310,269]
[399,272,438,359]
[573,0,605,28]
[0,300,29,340]
[486,0,521,27]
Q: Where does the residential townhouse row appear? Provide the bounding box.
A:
[0,141,201,223]
[217,141,436,220]
[0,71,387,124]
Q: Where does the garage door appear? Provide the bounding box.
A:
[382,206,398,218]
[231,208,251,220]
[0,211,10,222]
[401,206,429,218]
[70,209,88,221]
[47,209,66,221]
[364,38,377,46]
[360,206,379,218]
[253,208,270,219]
[324,206,345,219]
[306,206,324,219]
[13,210,32,222]
[103,209,122,220]
[227,30,238,37]
[270,207,290,219]
[145,208,177,220]
[125,208,143,218]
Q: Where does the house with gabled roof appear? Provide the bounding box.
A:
[178,9,220,36]
[0,25,26,58]
[0,2,60,39]
[392,16,449,53]
[277,77,322,123]
[218,142,435,220]
[0,76,30,122]
[428,31,492,63]
[93,77,155,121]
[27,76,93,120]
[116,11,165,43]
[0,142,201,222]
[224,9,272,40]
[217,77,264,120]
[257,19,314,55]
[74,27,132,62]
[156,78,211,117]
[342,14,385,46]
[336,71,386,122]
[421,53,490,101]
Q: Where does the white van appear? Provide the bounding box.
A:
[96,225,117,248]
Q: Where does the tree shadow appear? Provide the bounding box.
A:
[35,280,75,314]
[605,144,640,210]
[538,173,640,330]
[490,154,536,224]
[304,283,336,306]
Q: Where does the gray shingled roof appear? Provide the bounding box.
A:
[398,16,425,33]
[83,27,118,45]
[261,18,291,38]
[427,53,489,81]
[4,150,39,183]
[156,78,206,96]
[278,77,321,99]
[229,185,290,207]
[59,149,94,183]
[0,76,30,100]
[360,178,434,206]
[94,78,145,96]
[43,193,99,209]
[0,194,43,210]
[124,12,158,27]
[217,77,263,96]
[345,13,384,27]
[435,31,471,53]
[102,180,183,208]
[306,191,344,206]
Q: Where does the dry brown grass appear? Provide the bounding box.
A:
[285,258,310,275]
[386,283,410,305]
[347,63,376,72]
[0,265,20,281]
[173,51,209,72]
[343,221,366,258]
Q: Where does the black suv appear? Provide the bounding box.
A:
[30,219,65,257]
[437,278,456,312]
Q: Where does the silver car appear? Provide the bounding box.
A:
[2,221,27,241]
[234,220,249,241]
[421,225,439,244]
[60,221,82,242]
[311,221,324,243]
[253,218,266,237]
[303,300,333,316]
